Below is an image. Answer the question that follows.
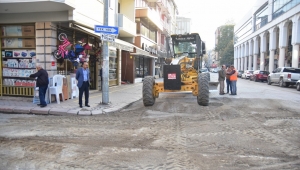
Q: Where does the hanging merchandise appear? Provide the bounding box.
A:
[75,44,84,54]
[67,50,75,60]
[83,42,92,50]
[52,33,71,59]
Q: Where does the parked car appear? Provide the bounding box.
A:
[250,70,269,82]
[267,67,300,87]
[211,68,219,73]
[237,70,244,78]
[296,80,300,91]
[241,70,254,79]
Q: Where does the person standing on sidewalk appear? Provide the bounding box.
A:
[225,66,232,94]
[218,65,226,95]
[227,65,237,95]
[76,62,90,108]
[99,67,102,91]
[29,64,49,107]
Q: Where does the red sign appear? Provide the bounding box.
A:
[168,73,176,79]
[51,61,55,66]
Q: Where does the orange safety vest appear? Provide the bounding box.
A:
[230,69,238,81]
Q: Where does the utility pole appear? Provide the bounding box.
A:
[102,0,109,104]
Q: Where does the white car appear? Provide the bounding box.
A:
[241,70,254,79]
[296,80,300,91]
[211,68,219,73]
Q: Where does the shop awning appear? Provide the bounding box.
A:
[131,46,158,59]
[73,24,101,38]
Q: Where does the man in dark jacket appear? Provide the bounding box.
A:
[218,65,226,95]
[30,64,49,107]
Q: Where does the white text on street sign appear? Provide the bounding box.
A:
[95,25,119,35]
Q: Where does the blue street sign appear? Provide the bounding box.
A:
[94,25,119,35]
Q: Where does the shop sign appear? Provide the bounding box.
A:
[168,73,176,79]
[142,44,157,55]
[101,34,115,42]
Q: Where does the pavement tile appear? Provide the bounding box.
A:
[13,107,35,114]
[78,110,91,116]
[49,108,70,116]
[0,106,16,113]
[30,107,50,115]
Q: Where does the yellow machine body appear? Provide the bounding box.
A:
[153,56,200,98]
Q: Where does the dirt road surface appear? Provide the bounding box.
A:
[1,78,300,169]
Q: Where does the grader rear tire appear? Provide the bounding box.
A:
[143,76,156,106]
[197,73,209,106]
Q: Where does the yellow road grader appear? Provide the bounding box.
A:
[143,33,216,106]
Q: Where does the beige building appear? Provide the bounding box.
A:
[0,0,179,97]
[175,16,191,34]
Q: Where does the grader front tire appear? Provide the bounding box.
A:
[143,76,156,106]
[197,73,209,106]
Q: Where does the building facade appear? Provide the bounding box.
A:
[0,0,135,97]
[131,0,178,80]
[234,0,300,72]
[175,16,191,34]
[0,0,179,97]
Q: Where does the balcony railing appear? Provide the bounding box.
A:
[118,14,136,37]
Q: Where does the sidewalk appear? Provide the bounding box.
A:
[0,82,143,116]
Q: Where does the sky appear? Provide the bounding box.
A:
[175,0,258,50]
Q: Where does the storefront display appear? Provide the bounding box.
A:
[109,49,118,86]
[1,24,36,96]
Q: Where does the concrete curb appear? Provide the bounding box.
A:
[13,107,35,114]
[78,110,91,116]
[0,106,16,113]
[91,110,103,115]
[0,98,143,116]
[67,109,80,115]
[49,108,71,116]
[30,107,50,115]
[102,98,142,114]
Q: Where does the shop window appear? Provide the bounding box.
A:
[109,50,117,80]
[135,57,150,78]
[1,24,36,96]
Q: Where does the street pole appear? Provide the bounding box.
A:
[102,0,109,104]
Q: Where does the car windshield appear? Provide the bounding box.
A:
[283,68,300,73]
[200,68,208,72]
[173,42,197,58]
[249,71,253,74]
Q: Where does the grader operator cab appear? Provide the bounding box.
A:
[143,33,213,106]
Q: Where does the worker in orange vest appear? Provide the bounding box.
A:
[226,65,237,95]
